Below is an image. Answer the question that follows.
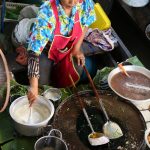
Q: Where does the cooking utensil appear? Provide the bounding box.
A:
[53,90,146,150]
[35,128,68,150]
[118,63,130,77]
[69,74,109,146]
[83,66,123,139]
[9,95,55,136]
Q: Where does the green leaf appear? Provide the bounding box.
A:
[126,56,144,67]
[1,136,36,150]
[0,111,14,144]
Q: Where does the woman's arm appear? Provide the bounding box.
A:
[27,52,39,105]
[71,26,88,66]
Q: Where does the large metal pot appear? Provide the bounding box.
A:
[108,65,150,107]
[9,95,55,136]
[53,90,146,150]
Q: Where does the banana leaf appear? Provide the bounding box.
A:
[1,136,36,150]
[0,111,14,144]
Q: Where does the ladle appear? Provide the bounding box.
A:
[118,63,130,77]
[83,66,123,139]
[27,106,32,123]
[69,74,109,146]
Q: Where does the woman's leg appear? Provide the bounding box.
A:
[73,56,98,83]
[39,53,54,85]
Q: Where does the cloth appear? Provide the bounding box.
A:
[12,18,37,48]
[84,28,118,51]
[49,0,82,87]
[18,5,39,21]
[16,46,28,66]
[27,0,96,55]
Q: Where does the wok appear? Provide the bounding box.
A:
[108,65,150,106]
[52,90,146,150]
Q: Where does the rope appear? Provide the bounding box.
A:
[0,49,10,112]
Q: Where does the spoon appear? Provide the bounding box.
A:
[69,74,109,146]
[118,63,130,77]
[83,66,123,139]
[27,105,32,123]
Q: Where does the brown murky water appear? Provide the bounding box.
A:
[111,71,150,100]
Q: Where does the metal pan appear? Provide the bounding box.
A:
[108,65,150,106]
[52,90,146,150]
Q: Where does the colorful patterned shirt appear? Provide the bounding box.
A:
[27,0,96,54]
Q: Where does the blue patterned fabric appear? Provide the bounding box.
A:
[27,0,96,54]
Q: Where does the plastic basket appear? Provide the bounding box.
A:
[89,3,111,30]
[5,2,29,21]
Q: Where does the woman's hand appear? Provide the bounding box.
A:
[28,77,39,106]
[71,50,85,66]
[27,87,38,106]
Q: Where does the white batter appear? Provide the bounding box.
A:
[13,103,51,124]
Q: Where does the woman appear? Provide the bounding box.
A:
[27,0,96,103]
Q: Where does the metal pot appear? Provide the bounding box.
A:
[9,95,55,136]
[34,128,68,150]
[53,90,146,150]
[108,65,150,107]
[122,0,149,7]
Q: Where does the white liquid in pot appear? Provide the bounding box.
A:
[13,103,51,124]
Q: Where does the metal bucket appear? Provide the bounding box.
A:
[34,129,68,150]
[52,90,146,150]
[9,95,55,136]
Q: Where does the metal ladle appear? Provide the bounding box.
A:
[83,66,123,139]
[69,74,109,146]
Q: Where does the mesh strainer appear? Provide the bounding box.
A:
[0,49,10,112]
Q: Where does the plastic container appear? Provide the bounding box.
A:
[89,3,111,30]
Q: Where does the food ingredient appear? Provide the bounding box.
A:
[13,103,51,124]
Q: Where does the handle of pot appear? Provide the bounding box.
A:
[36,124,53,136]
[48,129,62,139]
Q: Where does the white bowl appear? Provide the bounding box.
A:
[145,128,150,148]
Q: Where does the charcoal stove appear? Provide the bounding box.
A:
[53,90,146,150]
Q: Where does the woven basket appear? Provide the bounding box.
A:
[0,49,10,112]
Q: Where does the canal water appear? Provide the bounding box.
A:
[109,1,150,69]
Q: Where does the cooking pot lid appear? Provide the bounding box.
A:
[53,90,146,150]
